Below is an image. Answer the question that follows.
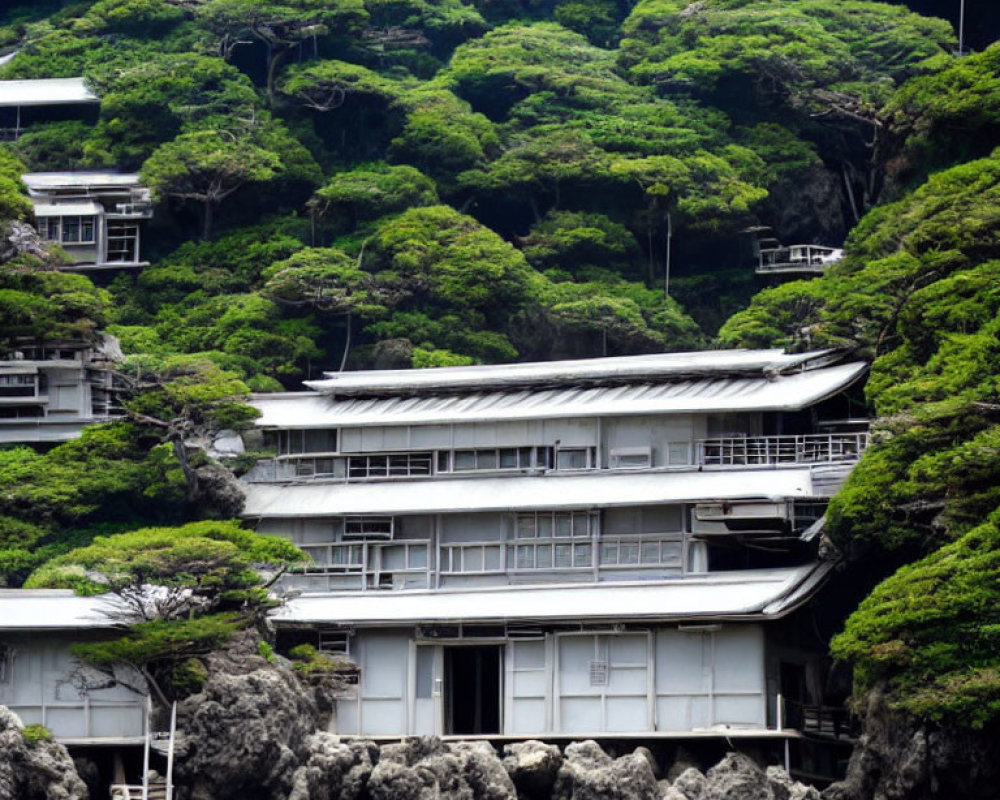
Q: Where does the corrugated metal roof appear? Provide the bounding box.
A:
[22,172,141,191]
[0,590,126,629]
[0,77,98,107]
[32,199,103,217]
[252,361,867,428]
[304,349,842,397]
[241,467,815,517]
[272,563,830,626]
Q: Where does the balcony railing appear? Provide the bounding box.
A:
[696,433,868,467]
[756,244,843,275]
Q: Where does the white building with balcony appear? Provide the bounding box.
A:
[0,339,126,444]
[22,172,153,270]
[241,349,868,740]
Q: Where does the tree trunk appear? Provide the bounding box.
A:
[202,200,214,241]
[267,47,288,105]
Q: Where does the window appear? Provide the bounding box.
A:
[60,216,96,244]
[270,428,337,455]
[513,511,595,539]
[346,452,432,479]
[555,447,595,470]
[439,446,551,473]
[342,516,394,539]
[0,644,9,682]
[40,218,60,241]
[318,631,351,655]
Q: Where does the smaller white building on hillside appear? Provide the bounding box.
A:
[0,590,147,745]
[0,339,126,444]
[22,172,153,270]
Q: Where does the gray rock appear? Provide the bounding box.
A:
[554,740,660,800]
[173,633,321,800]
[367,737,513,800]
[666,748,701,782]
[502,740,563,799]
[703,752,768,800]
[634,746,661,779]
[0,706,89,800]
[1,220,52,265]
[210,429,245,457]
[288,735,376,800]
[670,767,707,800]
[765,766,820,800]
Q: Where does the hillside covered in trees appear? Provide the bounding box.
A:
[2,0,1000,773]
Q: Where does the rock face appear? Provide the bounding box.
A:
[0,220,51,265]
[502,740,563,800]
[173,631,325,800]
[662,753,819,800]
[823,687,1000,800]
[0,706,89,800]
[552,740,660,800]
[367,737,516,800]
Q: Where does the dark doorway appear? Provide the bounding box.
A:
[445,646,501,735]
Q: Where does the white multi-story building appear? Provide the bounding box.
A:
[242,349,868,740]
[0,339,126,444]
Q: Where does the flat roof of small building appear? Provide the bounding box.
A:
[22,171,142,191]
[32,199,104,217]
[0,77,98,107]
[272,562,834,627]
[303,349,846,397]
[242,466,816,517]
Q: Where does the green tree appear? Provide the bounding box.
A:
[141,130,282,239]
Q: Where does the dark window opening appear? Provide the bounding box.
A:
[445,645,501,735]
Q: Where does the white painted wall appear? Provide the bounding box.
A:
[0,633,145,741]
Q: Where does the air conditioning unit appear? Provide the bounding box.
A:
[609,446,652,469]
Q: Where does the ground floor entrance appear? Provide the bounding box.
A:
[445,645,502,735]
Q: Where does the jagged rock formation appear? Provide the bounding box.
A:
[172,631,329,800]
[823,688,1000,800]
[0,706,89,800]
[0,220,51,266]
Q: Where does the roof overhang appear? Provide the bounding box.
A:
[0,590,126,630]
[272,562,835,627]
[241,467,816,518]
[22,172,141,192]
[303,349,847,397]
[0,77,98,107]
[32,199,103,217]
[251,361,868,429]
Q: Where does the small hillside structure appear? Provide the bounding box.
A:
[0,590,147,745]
[22,172,153,269]
[242,349,869,740]
[0,77,99,141]
[750,228,844,276]
[0,339,126,444]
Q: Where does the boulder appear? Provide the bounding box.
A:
[670,767,707,800]
[703,752,769,800]
[553,740,660,800]
[287,735,377,800]
[0,706,88,800]
[502,740,563,800]
[367,737,514,800]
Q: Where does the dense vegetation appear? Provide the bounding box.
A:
[1,0,998,726]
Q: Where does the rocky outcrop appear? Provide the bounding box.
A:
[659,752,819,800]
[502,740,563,799]
[823,687,1000,800]
[0,220,51,266]
[367,737,516,800]
[173,631,326,800]
[0,706,89,800]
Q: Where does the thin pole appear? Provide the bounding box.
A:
[664,212,673,298]
[166,701,177,800]
[958,0,966,56]
[142,695,151,800]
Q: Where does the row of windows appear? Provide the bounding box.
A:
[286,447,599,480]
[39,216,97,245]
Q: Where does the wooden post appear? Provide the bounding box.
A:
[958,0,966,56]
[142,695,151,800]
[166,701,177,800]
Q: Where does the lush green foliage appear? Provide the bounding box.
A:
[20,724,53,745]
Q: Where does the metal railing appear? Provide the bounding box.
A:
[757,244,843,274]
[783,698,857,740]
[696,433,868,467]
